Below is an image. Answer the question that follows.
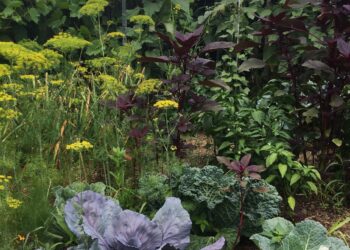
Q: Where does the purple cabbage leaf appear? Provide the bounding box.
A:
[64,191,225,250]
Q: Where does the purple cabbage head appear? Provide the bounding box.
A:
[64,191,225,250]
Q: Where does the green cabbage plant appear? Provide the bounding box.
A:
[250,217,350,250]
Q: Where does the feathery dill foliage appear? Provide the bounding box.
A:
[98,74,127,98]
[0,42,50,71]
[40,49,63,68]
[79,0,109,16]
[0,64,11,77]
[135,79,162,95]
[44,32,91,53]
[130,15,155,26]
[154,100,179,109]
[86,57,117,69]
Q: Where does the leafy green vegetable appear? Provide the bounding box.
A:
[251,217,350,250]
[178,166,281,236]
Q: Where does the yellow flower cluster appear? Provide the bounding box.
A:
[0,175,12,184]
[86,57,117,69]
[0,64,11,77]
[130,15,155,26]
[173,3,181,14]
[133,73,145,80]
[107,32,125,38]
[79,0,109,16]
[44,33,91,53]
[66,140,93,151]
[20,74,36,81]
[40,49,63,69]
[34,86,48,100]
[1,83,23,92]
[98,74,127,97]
[0,108,21,120]
[51,80,64,86]
[0,91,16,102]
[6,196,22,209]
[135,79,161,95]
[0,42,49,71]
[125,65,133,75]
[154,100,179,109]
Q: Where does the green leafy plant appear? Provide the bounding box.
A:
[250,217,350,250]
[177,165,281,241]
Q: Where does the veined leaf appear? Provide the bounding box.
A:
[287,196,296,211]
[278,164,288,178]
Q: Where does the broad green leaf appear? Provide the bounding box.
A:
[306,181,318,194]
[28,7,40,23]
[287,196,296,210]
[266,153,278,167]
[278,164,288,178]
[330,95,344,108]
[290,173,301,186]
[332,138,343,147]
[282,220,330,250]
[302,108,318,124]
[252,110,265,124]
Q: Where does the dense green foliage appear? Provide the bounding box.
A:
[0,0,349,249]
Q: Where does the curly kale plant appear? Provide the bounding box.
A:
[177,166,281,236]
[250,217,350,250]
[64,191,225,250]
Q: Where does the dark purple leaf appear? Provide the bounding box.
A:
[302,60,333,73]
[337,38,350,57]
[140,56,171,63]
[234,40,259,53]
[175,25,204,48]
[199,79,231,91]
[216,156,232,168]
[248,172,262,180]
[129,127,148,139]
[240,154,251,167]
[116,94,135,111]
[246,165,265,173]
[201,42,235,53]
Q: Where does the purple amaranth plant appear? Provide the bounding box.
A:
[64,191,225,250]
[217,154,265,180]
[217,154,265,249]
[141,26,234,157]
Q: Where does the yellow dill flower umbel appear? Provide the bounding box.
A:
[107,31,125,38]
[6,196,22,209]
[130,15,155,26]
[154,100,179,109]
[20,74,36,81]
[173,3,181,14]
[0,91,16,102]
[44,32,91,53]
[0,64,11,77]
[79,0,109,16]
[51,80,64,86]
[135,79,161,95]
[66,140,93,151]
[0,108,21,120]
